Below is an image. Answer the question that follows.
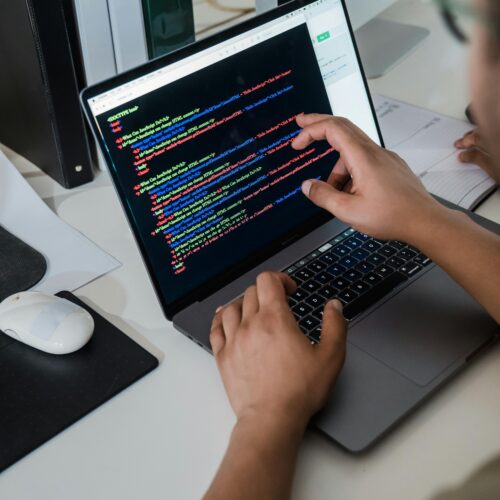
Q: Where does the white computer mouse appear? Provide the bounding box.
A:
[0,291,94,355]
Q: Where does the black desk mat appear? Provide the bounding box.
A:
[0,291,159,472]
[0,226,47,301]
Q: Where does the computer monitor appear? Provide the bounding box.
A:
[256,0,429,78]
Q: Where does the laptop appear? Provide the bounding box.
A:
[81,0,499,452]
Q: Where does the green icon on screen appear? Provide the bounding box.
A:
[317,31,331,43]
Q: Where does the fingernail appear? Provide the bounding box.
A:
[216,306,223,313]
[330,299,343,311]
[302,180,313,197]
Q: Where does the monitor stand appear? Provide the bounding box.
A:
[355,17,429,79]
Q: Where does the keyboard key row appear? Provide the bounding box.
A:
[284,228,433,333]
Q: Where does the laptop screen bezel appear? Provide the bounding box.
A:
[81,0,384,320]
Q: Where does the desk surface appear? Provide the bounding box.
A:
[2,1,500,499]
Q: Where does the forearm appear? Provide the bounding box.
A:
[204,413,306,500]
[410,204,500,323]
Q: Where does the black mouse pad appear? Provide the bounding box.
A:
[0,225,47,302]
[0,291,159,472]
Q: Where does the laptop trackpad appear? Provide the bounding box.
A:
[348,267,498,387]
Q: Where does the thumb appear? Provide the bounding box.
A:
[302,179,352,218]
[318,300,347,367]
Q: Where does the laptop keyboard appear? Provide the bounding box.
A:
[283,228,432,343]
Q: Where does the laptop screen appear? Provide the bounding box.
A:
[84,0,381,316]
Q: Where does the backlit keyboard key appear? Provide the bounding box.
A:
[305,294,323,308]
[366,253,385,266]
[307,260,326,273]
[338,289,359,304]
[353,232,370,241]
[327,263,347,276]
[387,256,405,268]
[319,252,337,265]
[319,286,337,299]
[345,269,362,282]
[292,303,313,316]
[374,265,394,278]
[351,248,369,261]
[398,248,418,261]
[400,263,422,278]
[380,245,397,257]
[344,236,362,249]
[352,281,370,294]
[312,307,324,320]
[338,256,359,268]
[332,245,350,258]
[365,272,382,285]
[414,253,432,266]
[316,272,333,284]
[291,288,309,301]
[303,279,322,293]
[332,278,349,290]
[355,261,374,274]
[299,315,319,331]
[295,269,314,281]
[362,240,382,252]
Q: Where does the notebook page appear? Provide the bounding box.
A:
[373,95,496,209]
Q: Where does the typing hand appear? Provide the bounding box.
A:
[455,128,497,180]
[292,114,445,245]
[210,272,346,428]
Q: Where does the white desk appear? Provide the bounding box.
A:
[1,1,500,499]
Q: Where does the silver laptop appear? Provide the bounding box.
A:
[81,0,499,452]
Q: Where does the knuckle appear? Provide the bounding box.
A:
[334,194,347,209]
[238,320,251,334]
[258,309,276,324]
[209,327,223,346]
[209,326,221,340]
[222,303,236,318]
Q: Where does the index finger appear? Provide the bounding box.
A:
[297,114,373,142]
[292,116,373,164]
[255,272,297,308]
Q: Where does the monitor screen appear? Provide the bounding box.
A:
[85,0,380,315]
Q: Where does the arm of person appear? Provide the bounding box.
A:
[204,273,346,500]
[292,114,500,324]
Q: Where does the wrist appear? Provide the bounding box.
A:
[234,407,308,446]
[409,201,466,251]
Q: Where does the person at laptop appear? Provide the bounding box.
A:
[205,2,500,499]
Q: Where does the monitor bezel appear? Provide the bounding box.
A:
[81,0,384,320]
